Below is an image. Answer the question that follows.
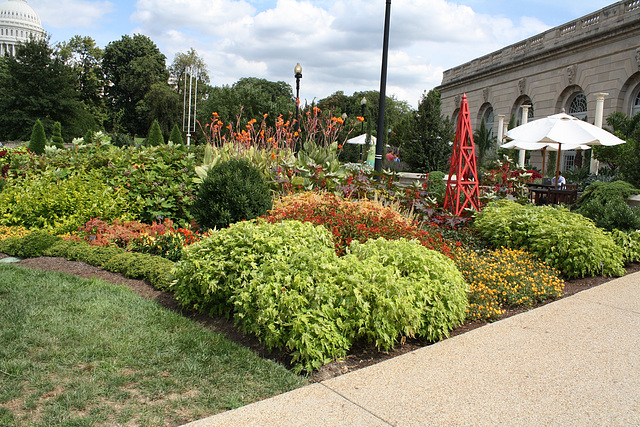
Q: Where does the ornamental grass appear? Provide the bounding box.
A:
[452,247,565,321]
[263,192,452,256]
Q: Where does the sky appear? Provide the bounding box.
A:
[28,0,618,108]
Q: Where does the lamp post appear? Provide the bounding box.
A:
[375,0,392,173]
[360,96,367,133]
[294,63,302,134]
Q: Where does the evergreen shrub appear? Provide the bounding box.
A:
[51,122,65,149]
[28,119,46,155]
[146,120,164,146]
[191,158,272,230]
[575,181,640,232]
[169,124,183,145]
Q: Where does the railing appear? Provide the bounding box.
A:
[441,0,639,85]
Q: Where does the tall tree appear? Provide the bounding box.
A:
[169,48,209,96]
[401,89,454,173]
[201,77,294,128]
[137,82,181,139]
[0,38,83,141]
[593,112,640,186]
[57,35,106,128]
[102,34,168,136]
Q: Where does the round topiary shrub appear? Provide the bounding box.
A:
[191,158,272,230]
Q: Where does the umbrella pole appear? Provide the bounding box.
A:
[541,147,547,177]
[555,144,562,187]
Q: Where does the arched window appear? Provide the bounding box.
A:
[568,93,588,120]
[482,107,494,137]
[632,89,640,118]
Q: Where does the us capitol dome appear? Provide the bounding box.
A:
[0,0,46,56]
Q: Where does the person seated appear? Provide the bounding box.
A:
[551,172,566,189]
[386,150,396,162]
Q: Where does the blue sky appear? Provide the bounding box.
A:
[28,0,617,107]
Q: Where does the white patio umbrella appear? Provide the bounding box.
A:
[503,112,626,180]
[345,134,376,145]
[500,139,590,177]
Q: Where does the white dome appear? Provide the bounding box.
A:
[0,0,46,56]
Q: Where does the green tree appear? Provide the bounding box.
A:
[169,48,210,96]
[137,82,181,139]
[473,120,495,167]
[57,35,105,129]
[102,34,168,136]
[29,119,47,155]
[201,77,294,128]
[146,120,165,146]
[593,112,640,186]
[401,89,453,173]
[0,38,84,141]
[51,121,65,148]
[169,124,183,145]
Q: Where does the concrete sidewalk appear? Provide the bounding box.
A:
[185,271,640,426]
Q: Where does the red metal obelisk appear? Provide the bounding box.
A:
[443,94,480,216]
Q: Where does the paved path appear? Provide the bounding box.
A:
[185,271,640,426]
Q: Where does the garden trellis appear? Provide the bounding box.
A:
[444,94,480,216]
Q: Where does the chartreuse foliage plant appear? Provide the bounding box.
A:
[473,200,625,278]
[611,229,640,263]
[171,220,467,373]
[1,143,199,225]
[0,171,136,234]
[452,247,564,321]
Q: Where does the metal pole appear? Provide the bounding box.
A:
[375,0,391,173]
[193,70,198,145]
[186,67,193,146]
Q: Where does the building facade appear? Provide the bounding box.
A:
[0,0,45,57]
[436,0,640,171]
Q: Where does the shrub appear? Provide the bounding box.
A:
[263,192,451,256]
[575,181,640,232]
[191,158,272,230]
[0,171,136,234]
[146,119,164,146]
[473,200,625,278]
[0,230,61,258]
[28,119,46,155]
[172,220,467,372]
[452,247,564,321]
[611,229,640,263]
[51,121,65,149]
[169,124,183,145]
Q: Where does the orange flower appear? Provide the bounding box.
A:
[338,144,343,149]
[212,112,219,117]
[263,113,268,118]
[271,153,276,160]
[357,116,365,122]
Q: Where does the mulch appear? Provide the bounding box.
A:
[2,253,638,382]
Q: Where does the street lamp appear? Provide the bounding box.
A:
[294,63,302,133]
[360,96,367,133]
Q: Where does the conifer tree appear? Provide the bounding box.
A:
[169,124,183,145]
[147,120,164,146]
[51,122,65,149]
[29,119,47,155]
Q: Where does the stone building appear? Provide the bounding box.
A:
[436,0,640,172]
[0,0,46,57]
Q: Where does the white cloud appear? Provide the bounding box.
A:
[42,0,557,107]
[31,0,115,28]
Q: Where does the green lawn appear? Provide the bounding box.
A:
[0,265,307,426]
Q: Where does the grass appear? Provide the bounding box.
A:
[0,265,307,426]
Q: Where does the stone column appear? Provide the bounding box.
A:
[590,93,608,174]
[519,105,531,167]
[497,114,505,146]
